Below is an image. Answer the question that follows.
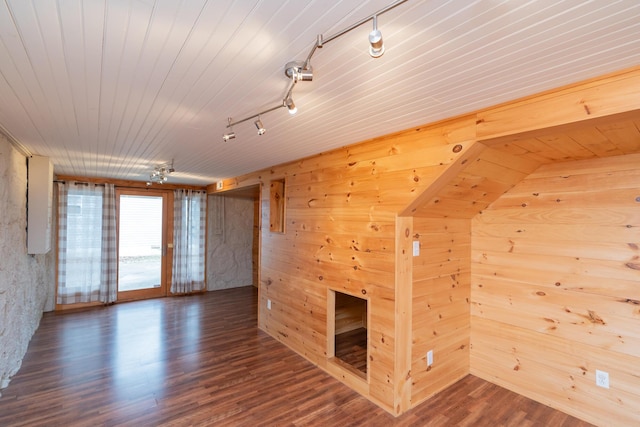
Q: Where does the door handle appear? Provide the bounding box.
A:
[163,243,173,256]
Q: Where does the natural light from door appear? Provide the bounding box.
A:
[118,195,163,292]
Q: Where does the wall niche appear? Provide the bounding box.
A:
[328,290,368,379]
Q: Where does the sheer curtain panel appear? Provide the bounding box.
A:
[172,189,206,294]
[56,181,117,304]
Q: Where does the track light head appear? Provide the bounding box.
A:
[369,15,385,58]
[286,97,297,115]
[285,61,313,82]
[255,118,266,135]
[223,117,236,141]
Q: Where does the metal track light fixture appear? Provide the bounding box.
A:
[223,117,236,142]
[146,160,175,186]
[369,15,385,58]
[255,117,266,135]
[222,0,407,141]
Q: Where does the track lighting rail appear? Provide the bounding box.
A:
[223,0,408,140]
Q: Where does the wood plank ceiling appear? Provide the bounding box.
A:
[0,0,639,185]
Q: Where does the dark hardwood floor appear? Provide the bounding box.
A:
[0,286,594,426]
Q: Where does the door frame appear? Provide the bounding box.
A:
[115,188,174,302]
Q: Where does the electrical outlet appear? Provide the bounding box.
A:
[595,370,609,389]
[427,350,433,367]
[267,299,272,310]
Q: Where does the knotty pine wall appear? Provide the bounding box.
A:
[237,117,477,415]
[211,66,640,420]
[471,153,640,426]
[411,218,470,406]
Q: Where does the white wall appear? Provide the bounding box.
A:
[207,195,255,290]
[0,135,54,394]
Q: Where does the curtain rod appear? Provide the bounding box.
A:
[54,180,105,186]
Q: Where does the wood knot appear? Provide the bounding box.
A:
[625,262,640,270]
[587,310,605,325]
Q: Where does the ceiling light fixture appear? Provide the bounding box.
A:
[255,118,266,135]
[223,117,236,141]
[369,15,385,58]
[285,61,314,82]
[286,97,297,115]
[222,0,407,141]
[146,160,175,186]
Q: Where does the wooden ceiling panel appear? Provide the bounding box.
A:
[1,0,640,185]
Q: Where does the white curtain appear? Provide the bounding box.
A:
[56,181,117,304]
[172,189,206,294]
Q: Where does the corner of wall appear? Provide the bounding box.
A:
[0,135,52,392]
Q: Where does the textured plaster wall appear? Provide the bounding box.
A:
[0,135,54,394]
[207,195,255,290]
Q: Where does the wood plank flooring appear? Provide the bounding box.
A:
[0,286,594,426]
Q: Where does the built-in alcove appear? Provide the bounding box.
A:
[328,290,368,379]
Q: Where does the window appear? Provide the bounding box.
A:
[269,178,285,233]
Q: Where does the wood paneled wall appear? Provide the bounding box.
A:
[210,66,640,420]
[256,119,477,415]
[411,218,470,406]
[471,153,640,426]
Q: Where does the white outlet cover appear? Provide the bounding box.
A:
[427,350,433,366]
[267,299,272,310]
[413,241,420,256]
[595,369,609,389]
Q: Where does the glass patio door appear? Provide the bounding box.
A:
[116,189,169,300]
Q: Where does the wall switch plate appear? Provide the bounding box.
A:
[427,350,433,366]
[267,299,272,310]
[216,181,223,190]
[413,241,420,256]
[596,370,609,389]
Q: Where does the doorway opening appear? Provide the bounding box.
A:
[207,185,260,291]
[116,189,169,301]
[329,290,368,379]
